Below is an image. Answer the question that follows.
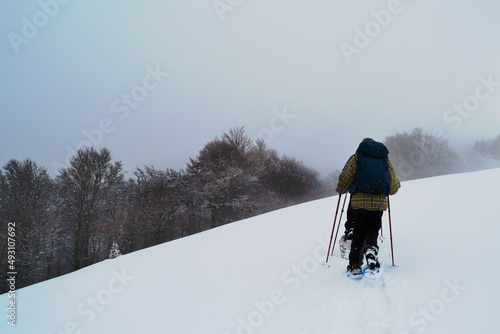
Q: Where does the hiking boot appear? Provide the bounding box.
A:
[346,264,362,279]
[364,247,380,270]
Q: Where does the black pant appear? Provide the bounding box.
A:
[349,209,383,266]
[344,199,354,231]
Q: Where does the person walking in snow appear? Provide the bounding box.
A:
[335,138,400,278]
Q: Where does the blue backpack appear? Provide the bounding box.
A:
[351,140,391,196]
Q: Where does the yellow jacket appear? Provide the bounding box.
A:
[335,155,400,211]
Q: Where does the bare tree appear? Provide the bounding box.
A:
[0,159,55,290]
[318,170,341,198]
[384,128,462,180]
[187,127,267,228]
[473,135,500,161]
[128,166,186,248]
[269,156,321,205]
[57,147,123,270]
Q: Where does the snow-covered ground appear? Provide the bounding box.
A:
[2,168,499,334]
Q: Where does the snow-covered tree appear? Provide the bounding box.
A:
[128,166,187,249]
[57,147,123,270]
[109,242,122,259]
[384,128,463,180]
[0,159,56,290]
[187,127,268,228]
[463,135,500,171]
[473,135,500,161]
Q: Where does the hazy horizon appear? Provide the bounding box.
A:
[2,0,500,177]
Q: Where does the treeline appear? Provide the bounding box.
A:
[384,128,463,180]
[383,128,500,180]
[471,135,500,161]
[323,128,500,184]
[1,127,498,293]
[0,128,324,293]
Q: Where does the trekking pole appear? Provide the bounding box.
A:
[330,194,348,256]
[324,194,342,267]
[387,196,396,267]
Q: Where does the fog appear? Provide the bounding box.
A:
[2,0,500,176]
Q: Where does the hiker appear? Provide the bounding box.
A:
[335,138,400,278]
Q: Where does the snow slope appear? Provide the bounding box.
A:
[2,168,499,334]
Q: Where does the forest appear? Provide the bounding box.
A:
[1,127,499,293]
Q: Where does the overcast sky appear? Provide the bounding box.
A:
[1,0,500,177]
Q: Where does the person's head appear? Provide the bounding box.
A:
[361,138,374,143]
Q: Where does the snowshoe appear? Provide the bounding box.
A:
[364,246,380,268]
[363,265,383,279]
[363,246,382,278]
[346,265,362,279]
[339,229,353,260]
